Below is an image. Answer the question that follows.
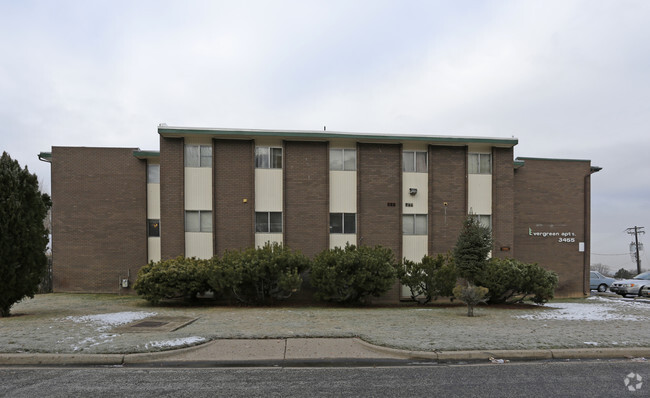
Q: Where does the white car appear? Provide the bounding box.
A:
[590,271,615,292]
[610,271,650,297]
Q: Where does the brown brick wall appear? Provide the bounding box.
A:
[214,139,255,255]
[492,147,515,258]
[358,143,402,303]
[429,145,467,255]
[51,147,147,293]
[514,158,592,297]
[160,136,185,259]
[283,141,329,258]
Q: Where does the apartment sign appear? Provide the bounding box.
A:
[528,228,576,243]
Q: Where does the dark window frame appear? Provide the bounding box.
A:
[184,145,213,168]
[403,214,428,235]
[329,213,356,234]
[255,147,283,169]
[403,151,428,173]
[255,211,283,233]
[329,148,357,171]
[185,210,213,232]
[147,219,160,237]
[147,164,160,183]
[468,153,492,174]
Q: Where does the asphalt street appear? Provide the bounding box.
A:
[1,360,648,397]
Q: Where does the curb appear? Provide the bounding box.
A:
[2,341,650,366]
[0,353,124,366]
[124,340,222,364]
[354,339,650,361]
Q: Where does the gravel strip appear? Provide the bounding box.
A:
[1,294,649,354]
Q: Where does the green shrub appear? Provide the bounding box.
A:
[397,254,457,304]
[311,244,397,304]
[212,242,310,304]
[475,257,558,304]
[134,256,211,305]
[521,262,559,304]
[453,283,489,317]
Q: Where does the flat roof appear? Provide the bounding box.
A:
[515,157,602,173]
[133,150,160,159]
[38,152,51,163]
[157,125,518,147]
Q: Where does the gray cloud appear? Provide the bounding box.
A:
[1,0,648,270]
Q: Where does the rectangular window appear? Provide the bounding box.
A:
[200,145,212,167]
[330,149,356,171]
[403,214,428,235]
[147,164,160,183]
[471,214,492,230]
[255,212,283,233]
[329,213,356,234]
[255,147,282,169]
[185,210,212,232]
[468,153,492,174]
[403,151,427,172]
[185,145,212,168]
[147,219,160,237]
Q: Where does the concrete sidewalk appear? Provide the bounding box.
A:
[2,338,650,366]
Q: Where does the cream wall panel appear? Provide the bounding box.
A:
[402,236,428,262]
[402,173,428,213]
[185,232,213,259]
[401,236,429,298]
[330,234,356,249]
[185,168,212,210]
[330,171,357,212]
[255,233,283,247]
[255,169,283,211]
[147,237,161,263]
[147,183,161,219]
[468,174,492,215]
[147,184,160,220]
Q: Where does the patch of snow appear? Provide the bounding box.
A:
[584,342,599,346]
[514,302,645,321]
[66,311,157,327]
[144,336,206,349]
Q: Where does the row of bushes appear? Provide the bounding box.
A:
[134,243,558,306]
[398,254,558,305]
[134,243,398,305]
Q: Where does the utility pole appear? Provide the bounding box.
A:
[626,226,645,274]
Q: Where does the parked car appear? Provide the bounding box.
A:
[640,284,650,298]
[610,271,650,297]
[590,271,615,292]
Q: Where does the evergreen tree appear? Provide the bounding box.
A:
[453,216,492,283]
[0,152,51,317]
[614,268,635,279]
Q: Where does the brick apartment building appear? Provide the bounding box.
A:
[38,125,600,300]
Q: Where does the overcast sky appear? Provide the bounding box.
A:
[1,0,648,271]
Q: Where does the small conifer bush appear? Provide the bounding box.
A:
[311,244,397,304]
